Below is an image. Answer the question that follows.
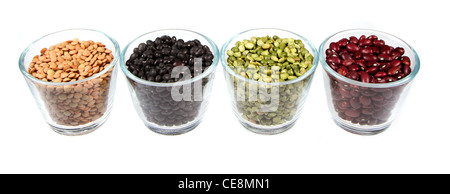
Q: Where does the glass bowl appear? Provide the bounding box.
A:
[19,28,120,136]
[220,28,319,135]
[120,29,219,135]
[319,29,420,135]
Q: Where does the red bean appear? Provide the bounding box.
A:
[350,97,361,109]
[350,89,360,97]
[345,109,361,118]
[353,52,362,60]
[340,52,353,60]
[337,66,349,76]
[346,71,360,80]
[378,53,393,61]
[325,34,412,126]
[374,71,387,78]
[362,108,374,115]
[359,39,372,47]
[359,71,370,83]
[394,47,405,55]
[338,38,349,47]
[373,39,385,47]
[325,49,334,56]
[361,47,373,55]
[327,56,342,65]
[355,59,366,67]
[346,43,360,53]
[363,54,377,62]
[379,62,392,72]
[358,35,366,42]
[359,95,372,106]
[342,59,355,66]
[375,77,387,83]
[367,35,378,41]
[366,61,379,67]
[401,56,411,66]
[371,94,384,102]
[371,46,380,54]
[339,87,351,98]
[366,66,379,75]
[330,42,340,52]
[348,64,360,71]
[390,59,402,67]
[391,51,402,60]
[329,63,338,71]
[387,66,401,76]
[379,45,390,54]
[357,63,366,71]
[338,100,350,109]
[403,65,412,75]
[362,89,376,97]
[349,36,358,44]
[385,76,397,82]
[396,73,406,80]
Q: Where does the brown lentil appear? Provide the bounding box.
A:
[28,38,115,126]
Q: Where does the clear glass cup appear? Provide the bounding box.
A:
[319,29,420,135]
[220,28,319,135]
[120,29,219,135]
[19,29,120,136]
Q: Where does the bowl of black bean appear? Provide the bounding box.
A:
[120,29,219,135]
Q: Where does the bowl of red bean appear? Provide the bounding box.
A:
[319,29,420,135]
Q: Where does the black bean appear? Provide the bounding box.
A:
[170,48,179,57]
[130,53,138,60]
[155,75,162,82]
[142,50,152,59]
[154,51,162,58]
[162,74,171,81]
[176,39,184,48]
[138,43,147,52]
[204,54,214,62]
[125,35,215,127]
[185,41,195,48]
[163,58,172,64]
[173,61,185,67]
[149,68,157,76]
[175,52,184,59]
[154,58,163,65]
[133,48,141,55]
[160,110,172,116]
[161,35,171,43]
[154,37,162,45]
[158,68,167,75]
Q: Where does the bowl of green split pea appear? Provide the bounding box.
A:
[220,28,319,135]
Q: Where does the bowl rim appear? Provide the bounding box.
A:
[119,28,219,87]
[18,28,120,86]
[319,28,420,88]
[220,28,319,86]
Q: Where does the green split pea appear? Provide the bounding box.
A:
[226,35,314,126]
[226,35,313,83]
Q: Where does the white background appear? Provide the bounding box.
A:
[1,0,449,174]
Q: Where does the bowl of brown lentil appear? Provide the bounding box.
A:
[19,29,120,136]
